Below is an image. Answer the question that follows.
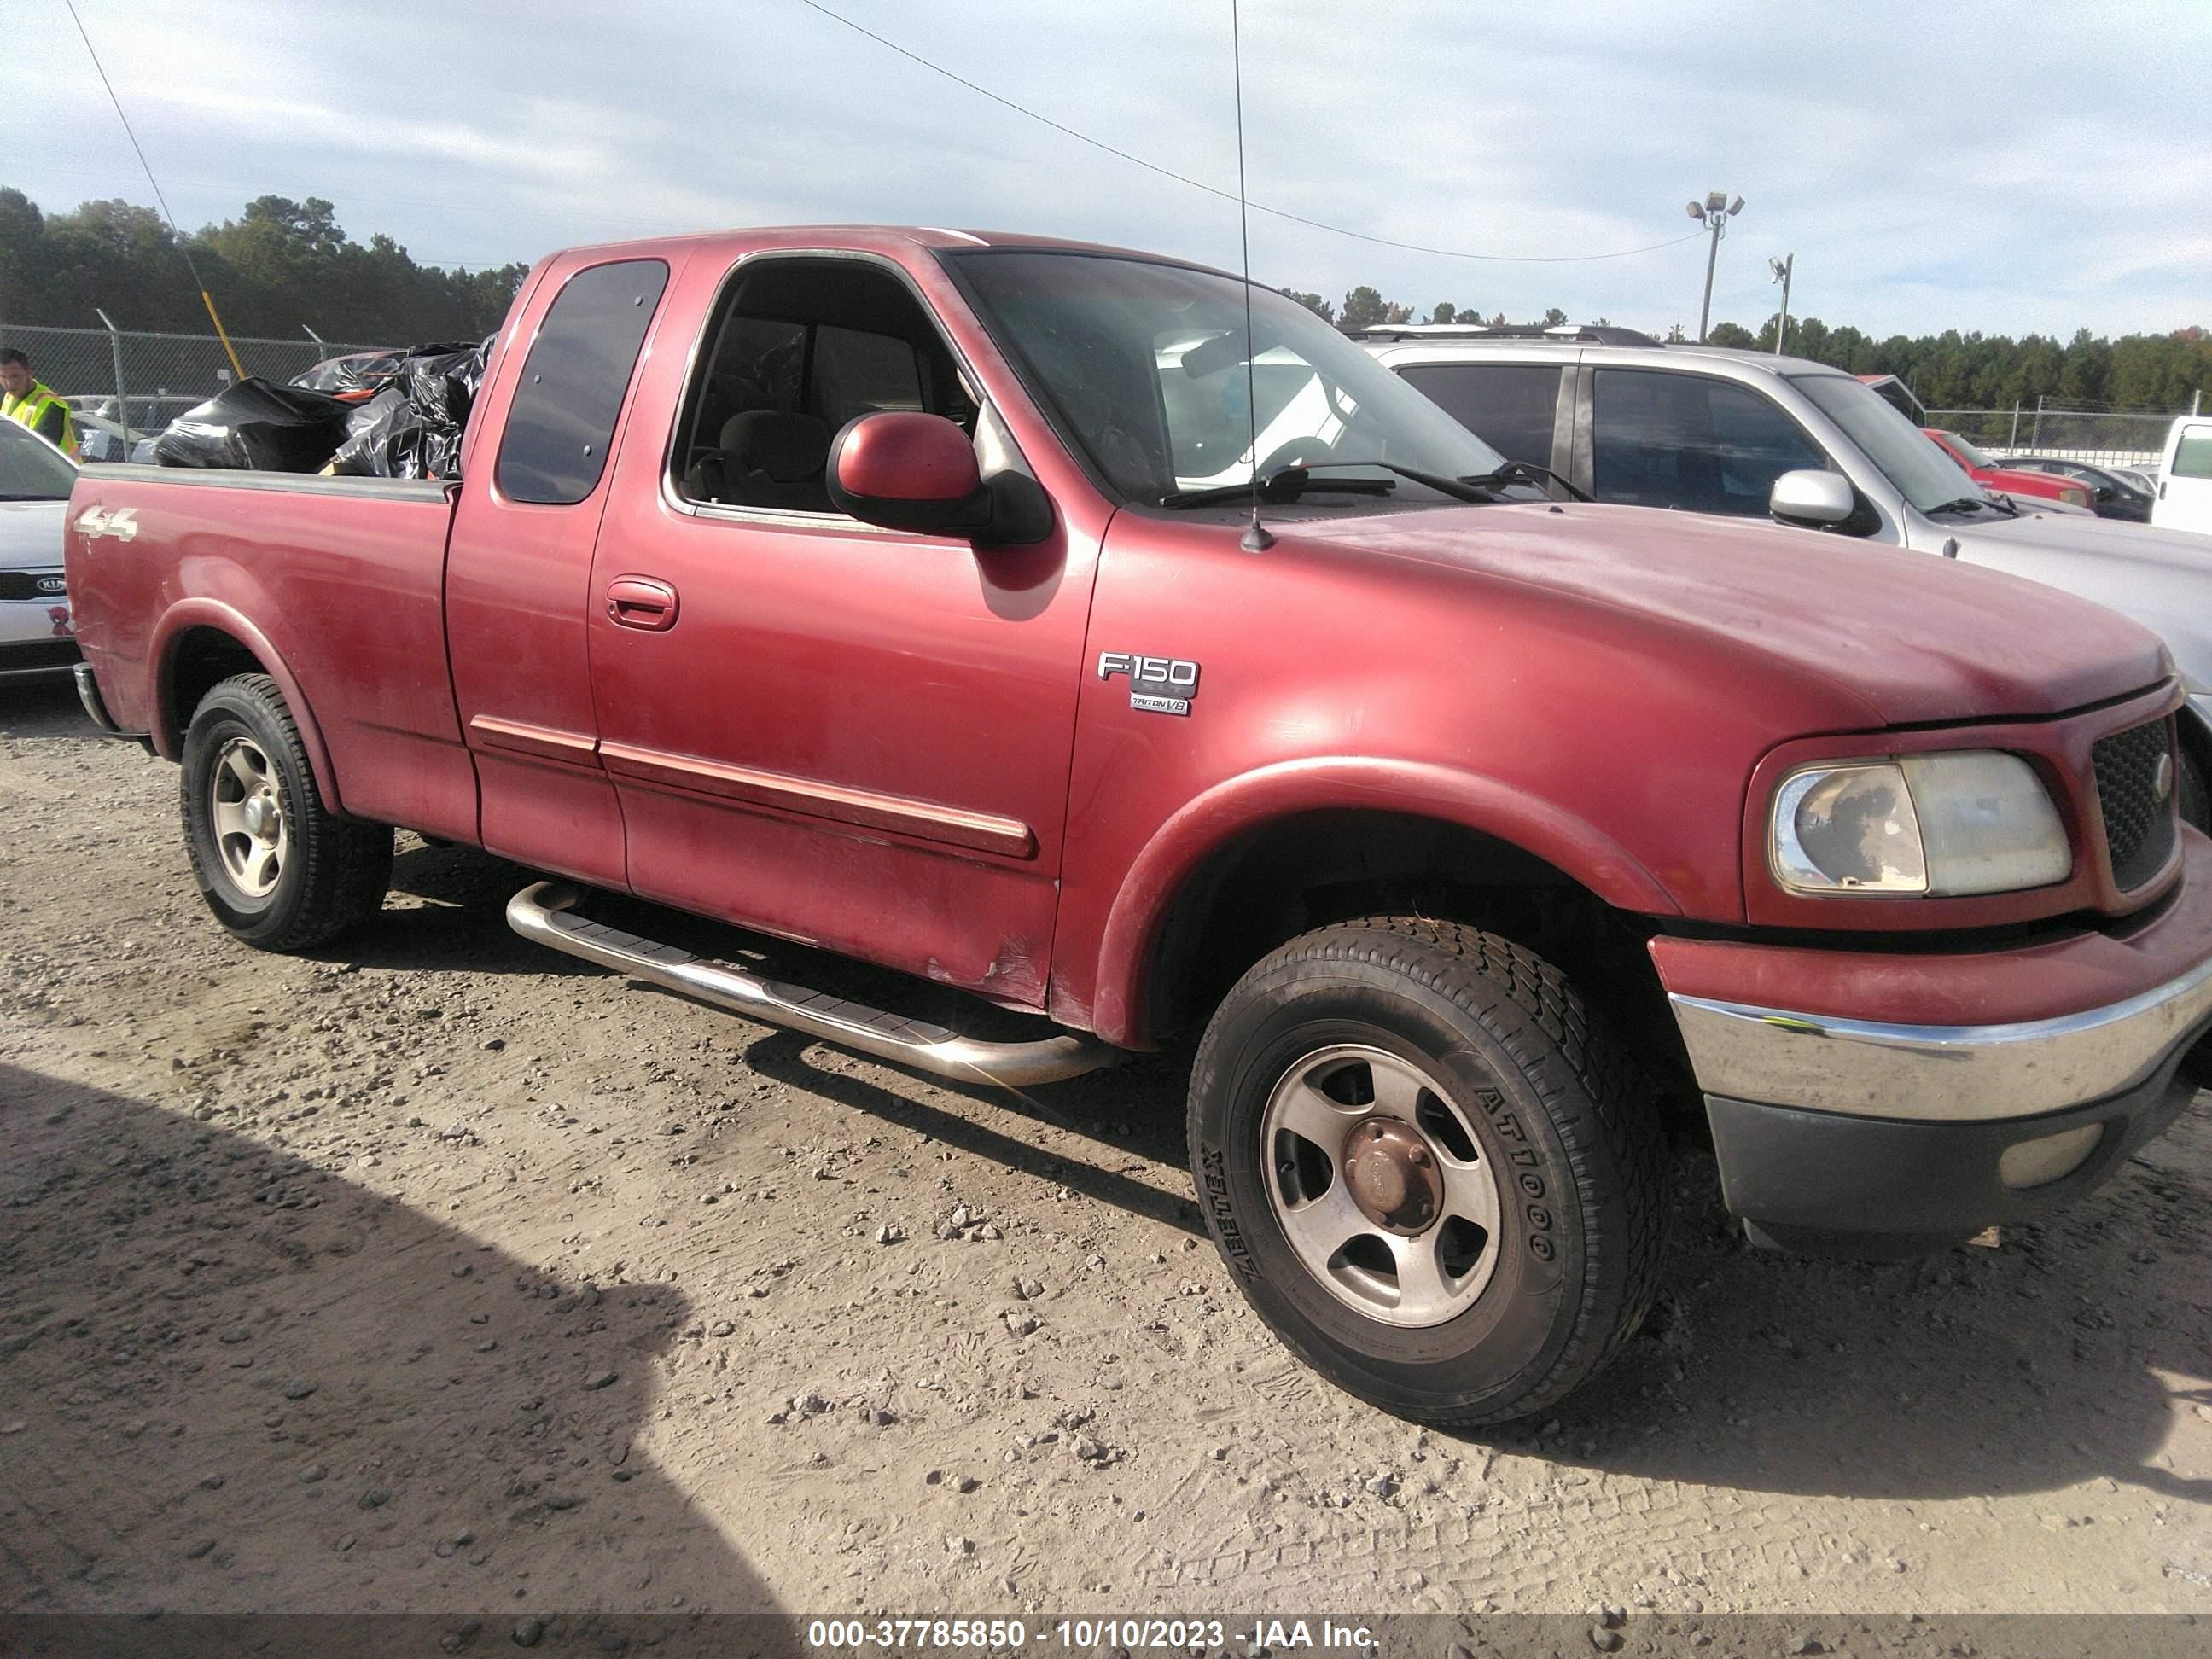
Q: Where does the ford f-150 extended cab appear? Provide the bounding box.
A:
[65,228,2212,1426]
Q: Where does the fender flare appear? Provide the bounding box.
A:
[148,598,346,816]
[1086,756,1683,1045]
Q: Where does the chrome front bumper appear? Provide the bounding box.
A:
[1669,952,2212,1122]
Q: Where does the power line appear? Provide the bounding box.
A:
[793,0,1706,266]
[60,0,207,288]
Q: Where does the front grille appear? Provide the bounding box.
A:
[0,571,67,602]
[2092,717,2179,890]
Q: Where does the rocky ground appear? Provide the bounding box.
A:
[2,679,2209,1626]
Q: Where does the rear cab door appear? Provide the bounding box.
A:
[445,250,680,887]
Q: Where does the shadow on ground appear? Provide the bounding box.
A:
[240,843,2212,1512]
[0,1062,777,1620]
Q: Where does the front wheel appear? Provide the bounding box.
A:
[1187,917,1665,1425]
[181,673,393,951]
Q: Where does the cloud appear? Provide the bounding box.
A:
[12,0,2208,334]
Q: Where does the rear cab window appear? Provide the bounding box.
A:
[495,258,671,505]
[1393,362,1564,469]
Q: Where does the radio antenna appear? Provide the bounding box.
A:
[1230,0,1274,552]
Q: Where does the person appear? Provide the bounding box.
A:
[0,347,80,457]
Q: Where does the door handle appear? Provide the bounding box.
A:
[606,576,679,631]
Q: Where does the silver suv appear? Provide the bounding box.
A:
[1365,325,2212,815]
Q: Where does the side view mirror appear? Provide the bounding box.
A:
[1769,469,1857,528]
[828,412,992,535]
[2096,486,2115,502]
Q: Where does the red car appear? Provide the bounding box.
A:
[64,226,2212,1425]
[1923,427,2092,508]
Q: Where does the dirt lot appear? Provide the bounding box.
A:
[3,678,2209,1622]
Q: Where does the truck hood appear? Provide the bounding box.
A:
[0,498,68,572]
[1949,510,2212,694]
[1290,501,2169,727]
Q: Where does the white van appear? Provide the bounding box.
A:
[2152,416,2212,534]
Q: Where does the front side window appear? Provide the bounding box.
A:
[674,258,975,514]
[1394,363,1564,469]
[496,259,669,506]
[2174,431,2212,480]
[947,251,1502,506]
[1591,369,1828,515]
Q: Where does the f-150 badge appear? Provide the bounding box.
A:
[1098,651,1200,716]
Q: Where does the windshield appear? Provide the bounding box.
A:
[0,417,78,501]
[946,251,1504,504]
[1791,373,1977,514]
[1939,429,1997,469]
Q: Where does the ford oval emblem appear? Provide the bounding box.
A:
[2154,753,2174,803]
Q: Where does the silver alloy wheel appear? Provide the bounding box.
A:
[209,735,288,899]
[1260,1043,1504,1328]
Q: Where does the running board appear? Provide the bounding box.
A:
[505,882,1113,1088]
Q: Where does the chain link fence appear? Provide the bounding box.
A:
[1924,401,2187,471]
[0,322,385,456]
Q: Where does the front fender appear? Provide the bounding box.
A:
[1086,756,1681,1046]
[149,597,346,815]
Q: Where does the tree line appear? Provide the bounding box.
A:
[0,186,526,343]
[3,186,2203,413]
[1285,283,2208,413]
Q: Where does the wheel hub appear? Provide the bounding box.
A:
[1341,1115,1443,1235]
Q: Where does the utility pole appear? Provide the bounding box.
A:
[1685,191,1744,344]
[1767,254,1794,354]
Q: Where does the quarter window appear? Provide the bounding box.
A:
[1592,369,1829,516]
[495,259,669,506]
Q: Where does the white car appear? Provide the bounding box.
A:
[2151,416,2212,534]
[0,419,79,682]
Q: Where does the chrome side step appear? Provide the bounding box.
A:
[505,882,1113,1088]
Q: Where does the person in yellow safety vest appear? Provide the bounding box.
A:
[0,347,81,458]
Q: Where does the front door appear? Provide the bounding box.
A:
[585,252,1096,1007]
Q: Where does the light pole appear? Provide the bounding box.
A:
[1685,190,1743,344]
[1768,253,1794,354]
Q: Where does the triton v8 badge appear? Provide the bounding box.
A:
[1098,651,1202,717]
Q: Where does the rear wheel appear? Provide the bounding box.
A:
[1188,917,1665,1425]
[181,673,392,951]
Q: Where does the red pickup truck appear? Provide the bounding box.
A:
[1922,426,2093,508]
[65,228,2212,1426]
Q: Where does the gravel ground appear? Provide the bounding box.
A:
[2,678,2209,1621]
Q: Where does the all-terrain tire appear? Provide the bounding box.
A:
[1187,917,1666,1425]
[180,673,393,952]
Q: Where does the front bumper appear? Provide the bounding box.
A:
[1655,834,2212,1253]
[1,585,79,680]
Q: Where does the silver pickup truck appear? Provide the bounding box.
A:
[1365,327,2212,821]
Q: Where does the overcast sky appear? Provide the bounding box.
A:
[10,0,2209,339]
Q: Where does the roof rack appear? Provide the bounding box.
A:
[1354,323,1662,346]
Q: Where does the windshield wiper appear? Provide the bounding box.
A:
[1161,457,1512,510]
[1926,494,2007,517]
[1161,465,1399,509]
[1459,459,1593,503]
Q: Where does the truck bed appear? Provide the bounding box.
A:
[66,464,479,842]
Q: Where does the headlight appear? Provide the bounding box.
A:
[1771,752,2070,897]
